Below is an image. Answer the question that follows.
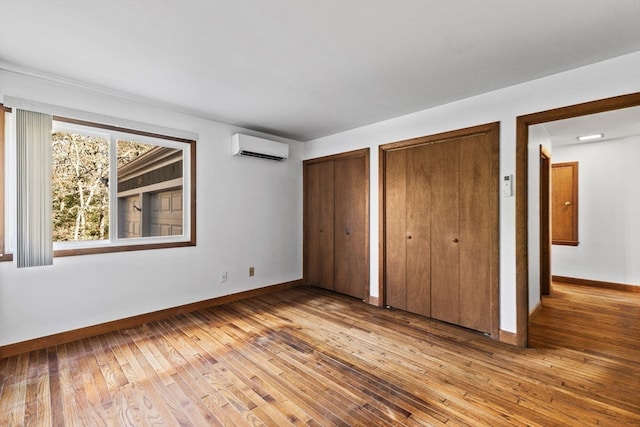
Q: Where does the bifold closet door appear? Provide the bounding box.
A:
[458,134,493,333]
[383,124,498,336]
[385,146,431,316]
[305,160,335,290]
[334,156,367,299]
[304,149,370,299]
[429,134,493,332]
[385,149,408,310]
[429,140,460,325]
[405,145,432,317]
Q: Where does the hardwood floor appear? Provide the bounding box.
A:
[1,284,638,426]
[529,281,640,363]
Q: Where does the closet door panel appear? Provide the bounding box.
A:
[305,161,335,290]
[406,145,432,317]
[348,156,368,299]
[384,149,407,309]
[430,140,460,325]
[459,135,492,333]
[305,162,322,287]
[334,156,367,299]
[334,158,349,296]
[381,123,499,336]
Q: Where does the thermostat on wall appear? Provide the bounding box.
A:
[503,175,513,197]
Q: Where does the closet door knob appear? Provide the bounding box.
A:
[453,238,459,243]
[345,229,350,235]
[407,235,412,240]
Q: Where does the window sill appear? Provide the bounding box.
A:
[54,240,196,257]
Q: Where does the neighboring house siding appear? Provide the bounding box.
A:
[117,147,184,238]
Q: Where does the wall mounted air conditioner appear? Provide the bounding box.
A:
[231,133,289,161]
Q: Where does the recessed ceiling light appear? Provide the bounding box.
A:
[576,133,604,142]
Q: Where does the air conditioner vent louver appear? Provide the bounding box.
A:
[238,150,287,161]
[232,133,289,161]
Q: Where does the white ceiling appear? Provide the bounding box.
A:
[1,0,639,141]
[541,106,640,147]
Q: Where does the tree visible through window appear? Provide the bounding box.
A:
[52,131,109,241]
[52,132,154,241]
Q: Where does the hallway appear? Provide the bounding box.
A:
[529,281,639,364]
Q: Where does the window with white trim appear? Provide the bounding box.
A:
[51,117,196,256]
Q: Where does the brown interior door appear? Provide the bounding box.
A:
[334,156,367,299]
[430,140,460,326]
[458,134,493,333]
[382,123,499,337]
[304,149,370,297]
[406,145,432,317]
[304,161,335,290]
[384,149,408,310]
[552,162,579,245]
[539,146,551,296]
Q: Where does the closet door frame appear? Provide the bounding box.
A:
[303,148,370,300]
[379,122,500,338]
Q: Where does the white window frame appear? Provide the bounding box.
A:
[51,119,194,254]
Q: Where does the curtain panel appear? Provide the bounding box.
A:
[16,109,53,268]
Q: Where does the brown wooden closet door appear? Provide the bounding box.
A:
[385,149,407,310]
[304,161,335,290]
[334,156,367,299]
[458,134,492,333]
[429,140,460,326]
[406,145,432,317]
[382,123,499,336]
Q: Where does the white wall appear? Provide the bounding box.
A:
[552,136,640,285]
[1,52,638,345]
[304,51,640,333]
[0,70,304,346]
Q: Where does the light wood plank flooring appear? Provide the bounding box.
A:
[1,283,638,426]
[529,281,640,363]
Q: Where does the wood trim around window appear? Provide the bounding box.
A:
[53,115,196,145]
[1,111,197,259]
[0,104,12,262]
[51,115,197,257]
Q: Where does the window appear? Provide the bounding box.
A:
[52,127,110,242]
[51,117,196,256]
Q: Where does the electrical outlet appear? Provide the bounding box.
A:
[220,272,227,283]
[249,267,255,277]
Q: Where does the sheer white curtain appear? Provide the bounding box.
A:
[16,109,53,268]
